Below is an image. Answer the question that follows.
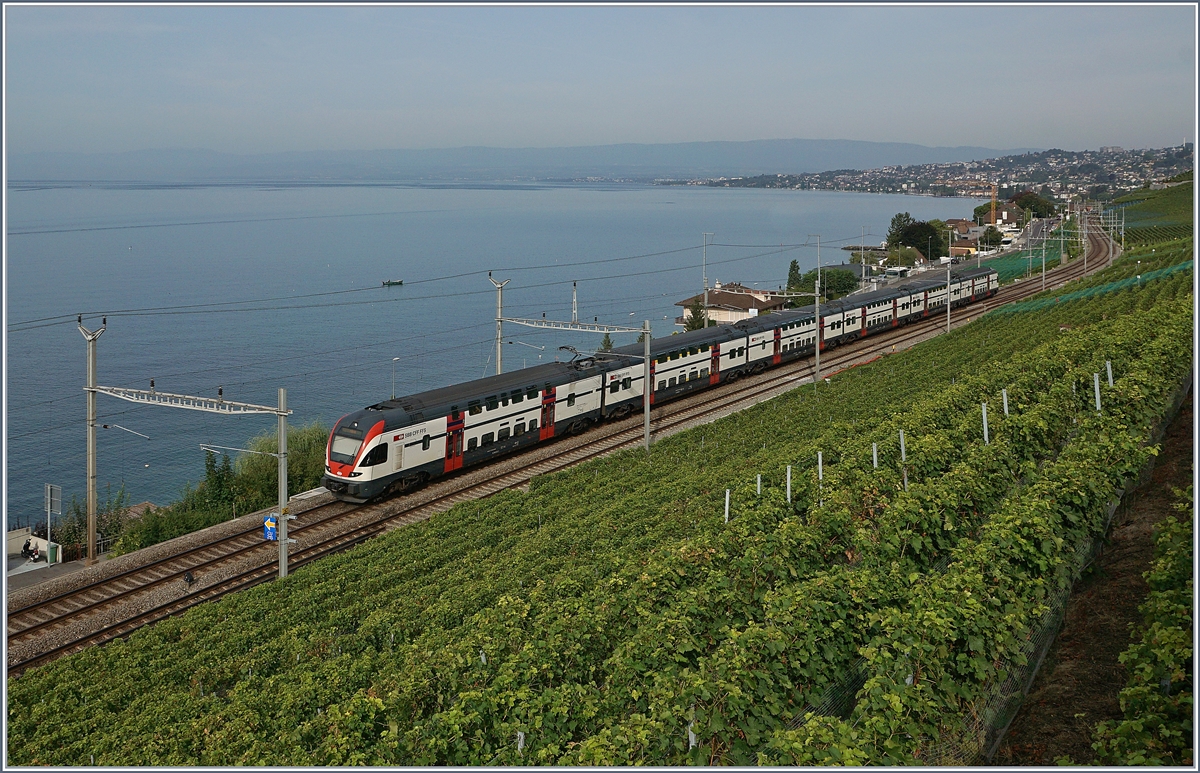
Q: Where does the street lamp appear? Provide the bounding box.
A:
[392,358,401,399]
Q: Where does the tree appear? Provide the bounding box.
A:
[1009,190,1056,218]
[897,220,947,261]
[793,267,858,301]
[683,299,708,331]
[979,226,1003,249]
[786,259,803,293]
[887,212,915,247]
[636,331,647,344]
[598,333,614,352]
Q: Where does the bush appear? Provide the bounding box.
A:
[110,422,329,555]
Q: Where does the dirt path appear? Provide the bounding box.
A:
[991,396,1193,765]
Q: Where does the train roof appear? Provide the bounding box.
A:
[952,265,995,279]
[609,323,742,359]
[353,359,607,427]
[729,306,817,335]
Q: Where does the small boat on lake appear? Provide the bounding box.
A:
[382,279,404,287]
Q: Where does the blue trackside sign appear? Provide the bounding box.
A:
[263,513,278,541]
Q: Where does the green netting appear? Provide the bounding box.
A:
[990,260,1194,315]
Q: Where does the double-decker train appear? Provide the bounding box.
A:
[323,266,998,502]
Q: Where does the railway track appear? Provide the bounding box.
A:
[6,223,1119,676]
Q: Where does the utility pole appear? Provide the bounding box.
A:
[947,225,954,333]
[489,272,510,376]
[808,233,822,299]
[78,315,106,565]
[861,225,866,289]
[815,278,821,382]
[702,233,713,328]
[642,320,651,450]
[946,264,952,334]
[276,388,289,578]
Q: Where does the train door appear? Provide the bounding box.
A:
[772,328,781,365]
[892,298,899,327]
[539,386,556,440]
[709,344,721,385]
[818,314,825,350]
[444,412,465,473]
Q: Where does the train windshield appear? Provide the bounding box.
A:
[330,427,364,465]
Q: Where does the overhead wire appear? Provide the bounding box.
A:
[8,236,854,331]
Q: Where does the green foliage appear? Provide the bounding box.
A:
[7,239,1195,766]
[1114,181,1194,227]
[786,259,803,293]
[111,423,330,555]
[979,226,1003,248]
[886,212,915,247]
[683,298,709,331]
[598,333,614,352]
[794,267,858,301]
[1009,190,1057,218]
[888,246,924,267]
[897,220,947,261]
[1089,486,1194,766]
[48,484,129,551]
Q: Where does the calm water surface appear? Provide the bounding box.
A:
[5,181,974,530]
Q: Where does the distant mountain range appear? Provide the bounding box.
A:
[8,139,1040,183]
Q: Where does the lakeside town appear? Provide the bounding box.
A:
[668,143,1193,202]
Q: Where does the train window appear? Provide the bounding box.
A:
[689,370,698,381]
[622,377,631,390]
[699,368,709,378]
[529,418,538,431]
[482,432,495,446]
[468,437,478,451]
[451,407,460,420]
[486,396,498,411]
[688,347,697,356]
[567,393,576,407]
[669,377,677,387]
[527,388,538,400]
[609,381,620,395]
[360,443,388,467]
[498,427,511,441]
[421,436,431,452]
[512,391,523,404]
[468,401,482,416]
[501,395,510,407]
[658,380,666,390]
[515,422,526,435]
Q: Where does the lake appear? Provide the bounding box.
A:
[5,180,975,530]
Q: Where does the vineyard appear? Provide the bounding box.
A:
[7,242,1193,765]
[1113,179,1194,228]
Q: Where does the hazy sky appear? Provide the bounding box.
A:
[4,4,1196,154]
